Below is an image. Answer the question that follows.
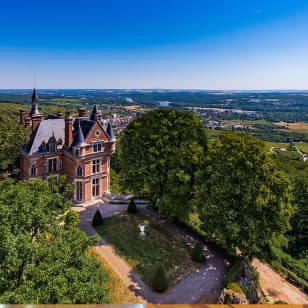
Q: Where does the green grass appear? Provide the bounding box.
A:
[95,213,200,287]
[296,142,308,154]
[0,102,66,120]
[263,141,289,152]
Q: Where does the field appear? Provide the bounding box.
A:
[274,122,308,130]
[296,142,308,154]
[0,102,66,120]
[95,213,200,287]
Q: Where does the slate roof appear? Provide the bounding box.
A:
[72,120,87,147]
[27,119,65,154]
[26,116,115,155]
[73,118,96,140]
[106,123,115,141]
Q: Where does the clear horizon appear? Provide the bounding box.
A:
[1,0,308,89]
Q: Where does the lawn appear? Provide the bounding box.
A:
[296,142,308,154]
[95,213,200,287]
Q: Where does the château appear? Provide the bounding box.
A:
[19,89,115,203]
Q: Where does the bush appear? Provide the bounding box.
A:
[274,300,288,304]
[191,243,206,263]
[65,210,80,227]
[152,265,169,292]
[127,199,137,214]
[226,282,244,294]
[224,258,243,285]
[92,210,104,227]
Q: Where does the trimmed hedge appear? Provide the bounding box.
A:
[92,209,104,227]
[224,258,243,285]
[152,265,169,292]
[191,243,206,263]
[127,199,137,214]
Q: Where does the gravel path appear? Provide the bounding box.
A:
[73,201,230,304]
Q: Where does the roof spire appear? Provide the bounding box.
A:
[90,104,100,121]
[30,88,41,117]
[106,122,115,142]
[72,119,86,147]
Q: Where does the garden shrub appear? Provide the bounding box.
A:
[152,265,169,292]
[191,243,206,263]
[224,258,243,285]
[226,282,244,294]
[274,300,288,304]
[92,209,104,227]
[127,199,137,214]
[65,210,80,227]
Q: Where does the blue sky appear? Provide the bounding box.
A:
[1,0,308,89]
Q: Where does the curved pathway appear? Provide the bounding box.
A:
[73,201,230,304]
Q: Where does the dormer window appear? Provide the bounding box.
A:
[49,143,57,152]
[75,148,80,156]
[41,141,47,150]
[93,142,102,152]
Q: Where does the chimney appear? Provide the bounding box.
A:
[19,109,26,125]
[24,117,31,129]
[65,111,73,148]
[31,114,43,133]
[57,111,63,119]
[78,107,87,118]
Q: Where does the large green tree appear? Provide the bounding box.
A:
[0,177,110,304]
[0,114,27,174]
[287,178,308,259]
[194,132,293,258]
[119,108,207,220]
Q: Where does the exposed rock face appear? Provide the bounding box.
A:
[240,261,261,303]
[218,260,261,304]
[218,288,248,304]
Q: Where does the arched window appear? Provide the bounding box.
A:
[77,165,83,177]
[30,165,36,177]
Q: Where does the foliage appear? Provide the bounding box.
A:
[64,210,80,228]
[195,132,293,258]
[152,265,169,293]
[286,178,308,259]
[274,300,288,304]
[92,210,104,227]
[0,114,27,173]
[119,108,207,220]
[269,243,308,293]
[0,178,109,304]
[95,213,199,287]
[224,258,243,285]
[191,243,206,263]
[88,248,139,304]
[127,199,137,214]
[226,282,244,294]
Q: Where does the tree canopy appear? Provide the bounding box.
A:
[118,108,208,220]
[194,132,293,258]
[0,177,110,304]
[0,114,27,174]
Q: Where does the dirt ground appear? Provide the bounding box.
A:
[253,259,308,304]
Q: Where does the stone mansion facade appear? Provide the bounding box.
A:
[19,89,115,203]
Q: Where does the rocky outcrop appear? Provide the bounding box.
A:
[240,261,261,303]
[218,288,248,304]
[218,259,262,304]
